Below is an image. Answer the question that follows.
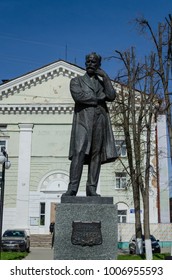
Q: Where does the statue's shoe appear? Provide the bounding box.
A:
[86,186,101,197]
[61,190,77,196]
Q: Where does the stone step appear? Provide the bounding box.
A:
[30,234,53,247]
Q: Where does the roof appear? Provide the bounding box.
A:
[0,59,85,86]
[0,60,86,100]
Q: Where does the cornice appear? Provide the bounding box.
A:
[0,104,74,114]
[0,61,85,100]
[0,102,117,115]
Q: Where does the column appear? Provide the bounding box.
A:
[157,115,170,223]
[15,124,34,228]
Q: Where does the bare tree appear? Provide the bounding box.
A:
[135,14,172,161]
[106,13,171,259]
[139,54,160,259]
[111,48,160,259]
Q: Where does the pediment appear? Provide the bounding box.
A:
[0,60,85,105]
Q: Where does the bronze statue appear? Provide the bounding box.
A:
[62,52,118,197]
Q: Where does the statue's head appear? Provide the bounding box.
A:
[85,52,102,76]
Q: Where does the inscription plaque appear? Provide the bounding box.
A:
[71,221,102,246]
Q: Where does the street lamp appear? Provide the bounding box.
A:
[0,147,11,259]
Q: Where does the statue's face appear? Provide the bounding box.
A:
[85,55,100,75]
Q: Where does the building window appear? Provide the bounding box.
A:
[115,140,127,157]
[40,202,45,226]
[0,124,7,129]
[115,172,127,189]
[0,140,6,152]
[118,210,127,223]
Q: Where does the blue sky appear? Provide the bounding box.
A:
[0,0,172,81]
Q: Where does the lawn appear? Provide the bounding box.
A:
[118,253,170,260]
[0,251,170,260]
[0,251,28,260]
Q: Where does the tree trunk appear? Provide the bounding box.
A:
[143,189,153,259]
[133,177,143,254]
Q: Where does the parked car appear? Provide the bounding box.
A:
[1,229,30,252]
[129,234,161,254]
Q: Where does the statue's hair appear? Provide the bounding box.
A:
[85,52,102,65]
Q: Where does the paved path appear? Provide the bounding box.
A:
[23,247,54,260]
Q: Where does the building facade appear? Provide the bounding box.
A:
[0,60,170,235]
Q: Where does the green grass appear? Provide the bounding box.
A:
[118,253,170,260]
[0,251,28,260]
[0,251,170,261]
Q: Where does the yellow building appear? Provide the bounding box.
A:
[0,60,170,236]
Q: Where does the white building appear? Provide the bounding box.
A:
[0,60,170,235]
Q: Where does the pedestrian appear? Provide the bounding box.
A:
[49,222,55,234]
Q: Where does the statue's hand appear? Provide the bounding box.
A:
[95,68,109,78]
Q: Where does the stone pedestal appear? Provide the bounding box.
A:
[54,196,118,260]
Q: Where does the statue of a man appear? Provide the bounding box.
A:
[63,52,118,196]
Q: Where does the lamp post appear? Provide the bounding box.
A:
[0,147,11,259]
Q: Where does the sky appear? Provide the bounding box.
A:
[0,0,172,81]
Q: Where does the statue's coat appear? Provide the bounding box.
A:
[69,73,118,164]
